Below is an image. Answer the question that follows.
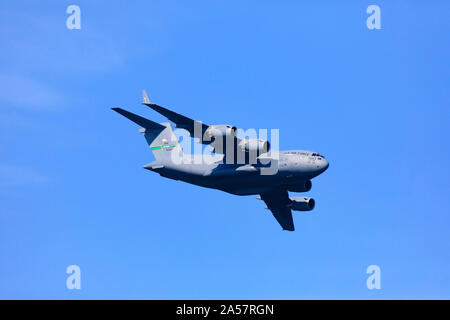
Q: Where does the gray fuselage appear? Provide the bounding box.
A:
[145,150,329,195]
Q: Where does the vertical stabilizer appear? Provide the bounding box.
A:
[112,107,184,163]
[142,122,184,162]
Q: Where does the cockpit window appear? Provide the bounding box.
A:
[312,153,325,158]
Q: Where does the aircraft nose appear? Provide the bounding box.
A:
[319,159,329,173]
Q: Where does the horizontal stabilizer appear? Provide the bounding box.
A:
[112,107,165,130]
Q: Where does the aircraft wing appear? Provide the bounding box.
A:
[260,189,295,231]
[142,90,210,141]
[141,90,266,164]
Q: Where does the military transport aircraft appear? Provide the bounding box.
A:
[112,91,329,231]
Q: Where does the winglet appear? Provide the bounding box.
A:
[142,90,152,105]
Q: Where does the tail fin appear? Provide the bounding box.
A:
[112,107,184,162]
[142,122,183,162]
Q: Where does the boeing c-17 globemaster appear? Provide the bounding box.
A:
[112,91,329,231]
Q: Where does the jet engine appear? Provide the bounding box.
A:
[237,138,270,154]
[287,180,312,192]
[204,125,237,141]
[290,197,315,211]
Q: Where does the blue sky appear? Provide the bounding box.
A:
[1,0,449,299]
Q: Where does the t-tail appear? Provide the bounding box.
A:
[111,107,184,165]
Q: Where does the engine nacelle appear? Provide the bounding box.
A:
[237,138,270,154]
[287,180,312,192]
[290,197,315,211]
[204,125,237,141]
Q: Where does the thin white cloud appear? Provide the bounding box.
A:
[0,8,125,76]
[0,74,63,110]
